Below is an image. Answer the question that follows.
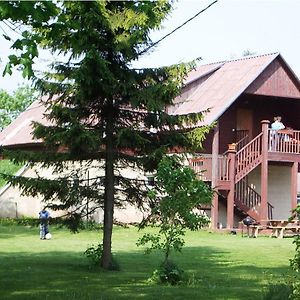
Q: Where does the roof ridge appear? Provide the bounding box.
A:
[198,52,279,68]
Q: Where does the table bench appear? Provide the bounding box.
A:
[249,225,264,238]
[267,220,300,238]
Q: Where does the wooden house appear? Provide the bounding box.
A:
[1,53,300,228]
[168,53,300,229]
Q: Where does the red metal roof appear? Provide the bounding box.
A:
[0,97,51,147]
[184,62,224,85]
[169,53,285,125]
[1,53,300,148]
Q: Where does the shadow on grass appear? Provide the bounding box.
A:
[0,244,293,300]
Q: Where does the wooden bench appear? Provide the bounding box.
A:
[268,225,300,238]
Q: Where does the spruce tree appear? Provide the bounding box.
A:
[0,1,209,269]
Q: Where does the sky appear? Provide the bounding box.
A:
[0,0,300,93]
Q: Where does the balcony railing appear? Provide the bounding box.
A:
[268,129,300,154]
[189,128,300,183]
[189,154,229,182]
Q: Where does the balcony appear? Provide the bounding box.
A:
[189,128,300,185]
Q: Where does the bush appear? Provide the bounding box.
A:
[263,283,292,300]
[84,243,103,266]
[149,260,184,285]
[84,243,120,271]
[291,280,300,300]
[0,217,39,227]
[0,217,68,227]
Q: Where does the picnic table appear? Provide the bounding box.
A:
[267,219,300,238]
[248,224,264,238]
[240,221,263,238]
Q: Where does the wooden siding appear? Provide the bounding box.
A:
[236,94,300,136]
[198,105,236,155]
[219,105,237,154]
[246,59,300,98]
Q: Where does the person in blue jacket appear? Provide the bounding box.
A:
[39,208,50,240]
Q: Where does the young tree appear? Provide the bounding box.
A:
[0,1,210,269]
[137,155,213,283]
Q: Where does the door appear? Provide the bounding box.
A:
[236,108,253,143]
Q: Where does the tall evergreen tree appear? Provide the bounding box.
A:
[0,1,210,269]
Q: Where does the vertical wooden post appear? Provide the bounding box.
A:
[227,143,236,230]
[211,122,219,229]
[260,120,270,222]
[291,162,298,211]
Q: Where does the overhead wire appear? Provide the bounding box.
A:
[138,0,218,56]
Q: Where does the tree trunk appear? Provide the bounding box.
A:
[101,105,115,269]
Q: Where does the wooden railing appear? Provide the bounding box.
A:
[267,202,274,220]
[236,129,249,140]
[235,178,261,209]
[189,154,229,181]
[235,132,263,183]
[268,129,300,153]
[235,178,274,221]
[235,130,249,151]
[189,155,212,181]
[190,128,300,184]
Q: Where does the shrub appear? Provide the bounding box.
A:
[84,243,103,266]
[149,260,184,285]
[0,217,39,227]
[84,243,120,271]
[290,205,300,299]
[262,283,292,300]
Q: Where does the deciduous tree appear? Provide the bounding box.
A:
[0,85,37,130]
[137,155,212,283]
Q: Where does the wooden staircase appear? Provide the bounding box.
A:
[233,133,264,221]
[234,178,273,221]
[235,132,262,183]
[189,131,272,222]
[234,178,261,220]
[189,123,300,228]
[234,132,276,221]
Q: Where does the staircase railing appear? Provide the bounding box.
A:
[235,178,261,209]
[235,130,249,151]
[268,128,300,153]
[267,202,274,220]
[234,178,274,221]
[235,132,263,183]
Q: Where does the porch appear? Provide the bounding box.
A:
[189,120,300,229]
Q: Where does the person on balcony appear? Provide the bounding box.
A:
[270,116,285,151]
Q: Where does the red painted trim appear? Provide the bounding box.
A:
[227,150,236,229]
[260,120,270,222]
[211,122,219,229]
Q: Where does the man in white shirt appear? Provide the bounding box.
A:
[270,116,285,151]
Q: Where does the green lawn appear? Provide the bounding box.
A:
[0,224,296,300]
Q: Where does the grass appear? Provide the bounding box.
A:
[0,160,22,188]
[0,224,296,300]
